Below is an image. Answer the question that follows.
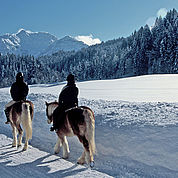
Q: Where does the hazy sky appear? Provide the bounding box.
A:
[0,0,177,43]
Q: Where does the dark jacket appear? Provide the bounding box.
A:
[58,82,79,109]
[10,81,29,101]
[52,82,78,129]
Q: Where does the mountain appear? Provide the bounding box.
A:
[0,29,57,56]
[0,29,88,57]
[39,36,88,56]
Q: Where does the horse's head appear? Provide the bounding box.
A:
[45,101,58,124]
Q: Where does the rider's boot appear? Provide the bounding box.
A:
[50,126,55,131]
[4,108,10,124]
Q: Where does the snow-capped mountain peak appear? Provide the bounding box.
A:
[0,29,91,57]
[39,35,88,56]
[61,35,73,40]
[16,28,30,35]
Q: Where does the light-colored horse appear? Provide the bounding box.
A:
[8,101,34,151]
[45,101,96,167]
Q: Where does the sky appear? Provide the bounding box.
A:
[0,0,177,44]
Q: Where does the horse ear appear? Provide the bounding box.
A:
[45,101,49,106]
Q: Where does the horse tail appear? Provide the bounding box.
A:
[21,103,32,140]
[84,109,96,155]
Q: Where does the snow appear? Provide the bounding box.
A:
[0,135,110,178]
[29,74,178,102]
[0,74,178,177]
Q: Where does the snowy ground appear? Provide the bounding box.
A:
[0,74,178,177]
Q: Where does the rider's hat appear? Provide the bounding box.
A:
[16,72,24,81]
[67,74,75,82]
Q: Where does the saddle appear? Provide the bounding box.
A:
[11,100,33,115]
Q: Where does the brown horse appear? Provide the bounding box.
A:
[8,100,34,151]
[45,101,96,167]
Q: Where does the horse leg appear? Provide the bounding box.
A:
[12,126,17,147]
[58,135,70,159]
[23,127,29,151]
[78,135,93,165]
[17,124,23,147]
[23,137,29,151]
[77,151,86,165]
[54,137,62,154]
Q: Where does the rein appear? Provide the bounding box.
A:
[65,106,78,113]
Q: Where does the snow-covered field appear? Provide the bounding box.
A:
[0,74,178,178]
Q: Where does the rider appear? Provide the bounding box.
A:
[4,72,29,124]
[50,74,79,131]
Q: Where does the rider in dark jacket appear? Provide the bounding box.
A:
[50,74,79,131]
[10,73,29,101]
[4,72,29,124]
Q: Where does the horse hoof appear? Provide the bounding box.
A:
[62,155,69,159]
[12,145,16,148]
[90,161,95,168]
[77,161,84,165]
[22,147,27,151]
[62,153,69,159]
[17,145,22,149]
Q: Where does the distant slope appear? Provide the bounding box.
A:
[39,36,88,56]
[29,74,178,102]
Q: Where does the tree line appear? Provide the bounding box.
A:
[0,9,177,87]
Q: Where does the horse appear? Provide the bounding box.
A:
[8,100,34,151]
[45,101,96,167]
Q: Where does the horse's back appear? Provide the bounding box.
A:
[12,102,23,114]
[67,106,94,122]
[80,106,95,120]
[66,106,94,134]
[11,100,34,120]
[67,107,85,125]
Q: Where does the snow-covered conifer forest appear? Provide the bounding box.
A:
[0,9,177,87]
